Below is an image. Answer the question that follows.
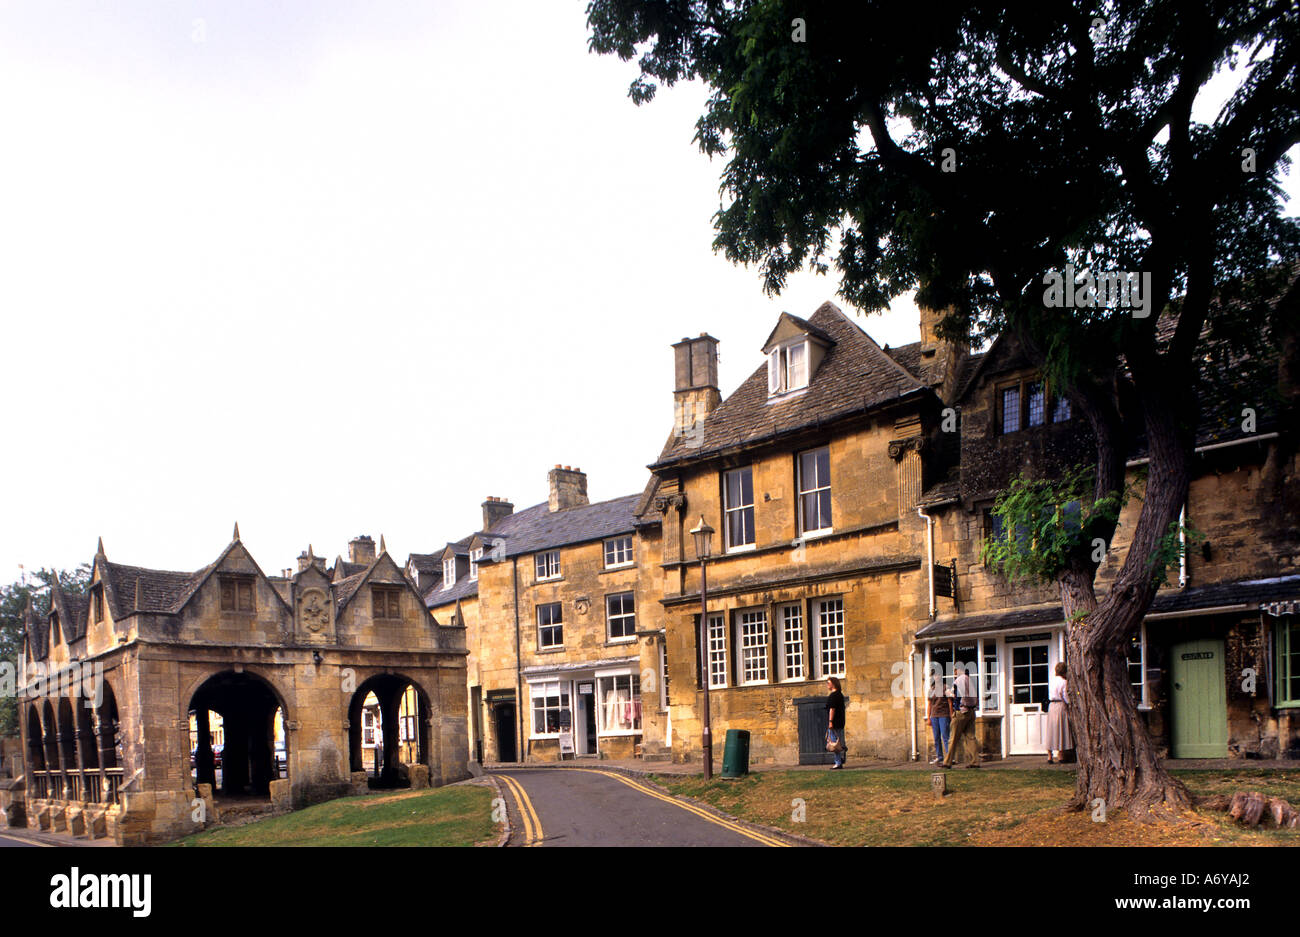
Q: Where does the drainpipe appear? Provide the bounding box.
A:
[1178,504,1187,589]
[917,507,935,619]
[908,646,918,761]
[513,556,523,763]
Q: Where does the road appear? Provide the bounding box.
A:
[493,768,795,847]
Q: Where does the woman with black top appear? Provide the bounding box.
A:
[825,677,846,769]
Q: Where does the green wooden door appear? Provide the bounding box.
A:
[1170,639,1228,758]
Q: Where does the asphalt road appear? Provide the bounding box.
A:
[494,768,793,847]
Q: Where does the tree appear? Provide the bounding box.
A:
[0,565,91,735]
[588,0,1300,817]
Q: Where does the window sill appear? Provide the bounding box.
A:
[534,576,564,585]
[724,543,757,555]
[605,637,637,646]
[602,562,635,572]
[798,527,833,540]
[537,646,566,654]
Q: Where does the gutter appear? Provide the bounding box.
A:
[1125,431,1280,468]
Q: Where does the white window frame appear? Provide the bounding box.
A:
[537,602,563,649]
[1129,622,1150,709]
[980,637,1002,713]
[606,591,636,643]
[815,597,846,678]
[603,536,634,569]
[797,446,833,536]
[595,672,641,735]
[706,613,727,688]
[658,641,669,711]
[529,679,571,738]
[469,547,482,581]
[535,550,561,582]
[778,602,805,682]
[767,339,809,396]
[735,608,770,685]
[723,466,756,552]
[442,557,456,590]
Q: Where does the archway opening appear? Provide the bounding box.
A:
[188,671,286,800]
[347,675,427,790]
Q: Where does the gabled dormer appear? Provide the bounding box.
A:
[762,312,836,398]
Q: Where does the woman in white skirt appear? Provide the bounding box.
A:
[1045,661,1071,763]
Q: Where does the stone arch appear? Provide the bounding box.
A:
[346,672,431,789]
[40,700,59,779]
[188,669,289,797]
[95,681,120,770]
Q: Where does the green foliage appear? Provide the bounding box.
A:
[979,465,1124,583]
[0,565,91,734]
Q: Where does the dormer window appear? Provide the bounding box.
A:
[470,548,483,581]
[768,340,809,396]
[442,557,456,590]
[998,376,1071,435]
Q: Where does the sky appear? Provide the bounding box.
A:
[0,2,1294,582]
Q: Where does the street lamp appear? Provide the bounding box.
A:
[689,515,715,780]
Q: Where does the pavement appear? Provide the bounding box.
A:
[483,753,1300,776]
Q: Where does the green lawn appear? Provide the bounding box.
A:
[654,768,1300,847]
[173,784,499,847]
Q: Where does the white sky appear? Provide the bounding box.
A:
[0,2,1293,580]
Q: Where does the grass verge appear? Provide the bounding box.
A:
[173,784,498,847]
[654,769,1300,847]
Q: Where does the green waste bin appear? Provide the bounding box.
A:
[721,729,750,778]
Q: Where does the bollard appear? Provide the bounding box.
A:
[931,772,947,800]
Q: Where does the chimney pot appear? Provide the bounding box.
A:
[548,465,589,512]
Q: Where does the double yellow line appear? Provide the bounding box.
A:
[570,768,790,847]
[497,773,544,847]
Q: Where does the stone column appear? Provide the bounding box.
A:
[379,690,402,786]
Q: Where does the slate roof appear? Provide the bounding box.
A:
[332,561,368,580]
[916,575,1300,639]
[652,302,928,468]
[101,560,210,618]
[423,494,641,610]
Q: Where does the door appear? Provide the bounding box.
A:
[1171,639,1228,758]
[575,684,596,755]
[1007,641,1052,754]
[795,697,834,765]
[494,703,517,763]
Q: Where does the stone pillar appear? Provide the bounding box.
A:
[380,690,401,786]
[222,717,248,796]
[194,709,216,788]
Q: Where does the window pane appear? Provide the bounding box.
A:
[818,599,845,677]
[1002,386,1021,433]
[781,604,804,680]
[1027,381,1045,426]
[1053,395,1071,422]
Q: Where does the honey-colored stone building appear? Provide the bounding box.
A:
[421,469,666,764]
[10,530,469,844]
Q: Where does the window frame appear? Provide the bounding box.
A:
[535,550,562,582]
[814,597,846,679]
[529,679,571,738]
[768,339,810,396]
[371,585,402,621]
[605,591,636,643]
[536,601,563,649]
[603,535,634,569]
[997,375,1071,435]
[596,672,642,735]
[469,547,483,581]
[723,466,756,552]
[1276,617,1299,709]
[777,602,806,682]
[706,612,728,688]
[220,576,256,613]
[442,557,456,591]
[735,608,770,686]
[797,446,833,536]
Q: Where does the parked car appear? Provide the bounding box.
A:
[190,744,223,769]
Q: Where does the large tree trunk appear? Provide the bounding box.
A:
[1054,355,1195,820]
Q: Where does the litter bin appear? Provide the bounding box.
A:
[721,729,750,778]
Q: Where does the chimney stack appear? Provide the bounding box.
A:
[482,496,515,531]
[918,304,969,405]
[672,333,721,440]
[548,465,588,512]
[349,535,376,565]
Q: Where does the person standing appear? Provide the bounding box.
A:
[825,677,847,769]
[1045,661,1071,764]
[926,674,951,765]
[941,664,980,769]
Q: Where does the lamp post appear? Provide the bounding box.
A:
[690,515,715,780]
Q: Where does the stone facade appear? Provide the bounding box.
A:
[16,532,469,845]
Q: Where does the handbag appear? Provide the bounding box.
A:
[826,729,845,753]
